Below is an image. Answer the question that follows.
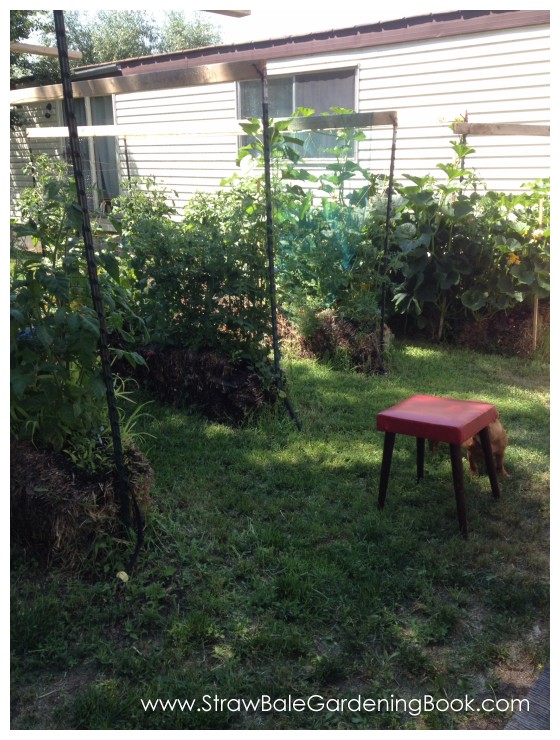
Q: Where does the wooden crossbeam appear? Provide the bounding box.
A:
[10,41,82,60]
[25,110,399,140]
[203,10,251,17]
[453,122,549,137]
[25,122,246,139]
[287,111,397,131]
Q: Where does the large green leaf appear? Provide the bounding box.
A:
[11,370,36,398]
[98,252,120,281]
[452,200,475,219]
[461,289,487,311]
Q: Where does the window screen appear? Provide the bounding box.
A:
[238,69,356,159]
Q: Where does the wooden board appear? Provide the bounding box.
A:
[10,41,82,60]
[505,664,550,730]
[286,111,397,131]
[10,61,265,105]
[453,122,550,137]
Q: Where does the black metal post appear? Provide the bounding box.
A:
[53,11,133,529]
[378,115,398,374]
[123,136,131,181]
[258,65,302,430]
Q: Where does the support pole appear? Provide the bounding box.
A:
[123,136,131,181]
[533,198,544,352]
[378,115,398,374]
[258,65,302,430]
[54,11,137,534]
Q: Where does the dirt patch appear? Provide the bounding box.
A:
[11,662,99,730]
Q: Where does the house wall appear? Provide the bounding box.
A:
[114,82,238,211]
[112,21,549,207]
[11,19,549,217]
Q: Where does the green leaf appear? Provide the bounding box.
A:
[98,252,120,281]
[88,375,107,400]
[452,200,475,219]
[436,163,471,180]
[11,370,36,398]
[461,289,487,311]
[438,270,460,289]
[10,308,25,325]
[35,326,53,348]
[240,121,260,136]
[509,264,535,285]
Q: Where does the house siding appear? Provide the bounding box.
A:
[114,82,239,210]
[112,22,549,206]
[267,24,550,193]
[10,16,549,216]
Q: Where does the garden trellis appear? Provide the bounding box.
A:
[25,33,401,423]
[453,120,550,351]
[261,96,399,376]
[53,10,143,572]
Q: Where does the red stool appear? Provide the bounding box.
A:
[377,395,501,538]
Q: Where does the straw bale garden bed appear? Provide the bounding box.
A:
[10,130,549,730]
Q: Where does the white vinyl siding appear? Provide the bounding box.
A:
[11,20,549,214]
[114,83,239,210]
[267,24,550,193]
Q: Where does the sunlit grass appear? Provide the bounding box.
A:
[11,342,549,730]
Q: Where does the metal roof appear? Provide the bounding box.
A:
[75,9,550,77]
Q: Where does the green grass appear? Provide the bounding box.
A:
[11,342,549,730]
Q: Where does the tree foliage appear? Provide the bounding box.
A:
[11,10,223,89]
[158,11,222,53]
[10,11,51,84]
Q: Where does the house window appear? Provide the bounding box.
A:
[64,95,118,210]
[238,69,356,159]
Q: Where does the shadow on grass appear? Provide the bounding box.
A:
[11,343,549,730]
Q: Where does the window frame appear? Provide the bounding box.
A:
[57,94,119,211]
[237,67,358,162]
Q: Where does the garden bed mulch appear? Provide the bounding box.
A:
[278,310,389,373]
[457,301,549,358]
[10,439,153,569]
[116,345,279,423]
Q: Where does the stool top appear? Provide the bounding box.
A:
[377,394,498,445]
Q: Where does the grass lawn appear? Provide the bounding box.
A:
[10,342,549,730]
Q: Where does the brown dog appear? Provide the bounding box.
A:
[463,415,509,477]
[428,414,509,477]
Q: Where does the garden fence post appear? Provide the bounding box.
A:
[378,114,398,374]
[258,65,302,430]
[53,11,139,542]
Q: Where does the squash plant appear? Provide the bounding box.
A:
[391,141,492,340]
[461,178,550,312]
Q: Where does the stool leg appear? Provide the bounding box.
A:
[416,437,425,483]
[449,443,468,538]
[378,432,396,510]
[478,426,501,499]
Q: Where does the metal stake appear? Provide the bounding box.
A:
[378,115,398,374]
[258,65,302,430]
[54,11,135,531]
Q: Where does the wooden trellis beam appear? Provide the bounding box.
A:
[287,111,397,131]
[11,41,83,60]
[453,122,549,137]
[10,60,265,105]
